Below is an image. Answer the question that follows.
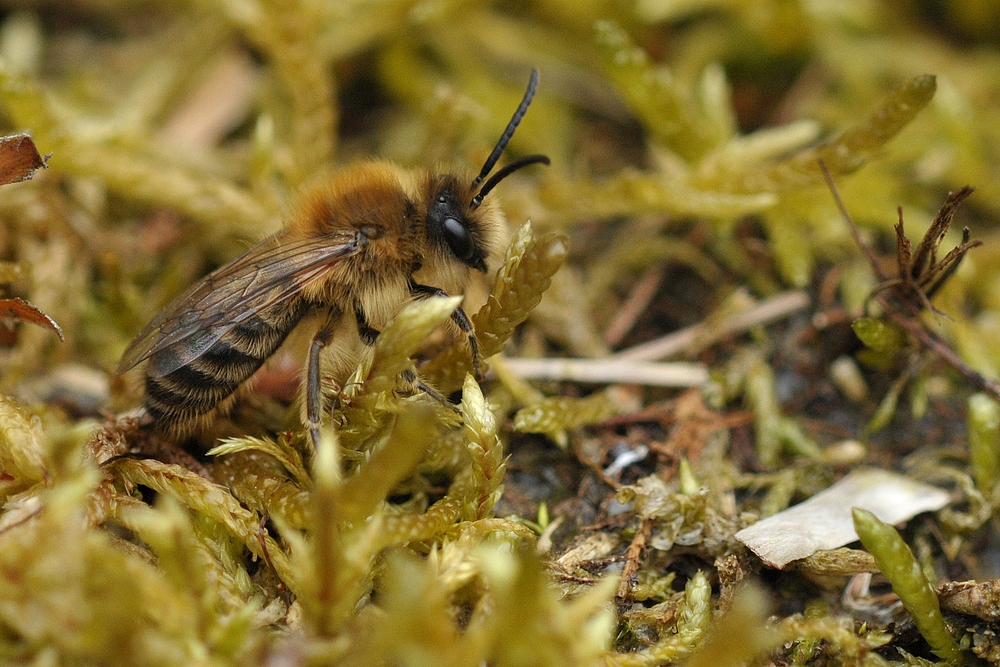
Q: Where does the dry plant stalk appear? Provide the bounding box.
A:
[821,161,1000,402]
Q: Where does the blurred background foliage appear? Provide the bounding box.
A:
[1,0,1000,665]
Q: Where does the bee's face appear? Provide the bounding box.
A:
[425,174,494,273]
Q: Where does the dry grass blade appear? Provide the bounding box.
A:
[502,357,708,386]
[613,290,810,362]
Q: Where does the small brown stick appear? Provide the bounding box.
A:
[882,305,1000,401]
[615,517,653,613]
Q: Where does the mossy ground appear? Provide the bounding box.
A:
[2,1,1000,665]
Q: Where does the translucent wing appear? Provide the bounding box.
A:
[117,229,360,377]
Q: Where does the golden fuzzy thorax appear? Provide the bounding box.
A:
[288,161,503,327]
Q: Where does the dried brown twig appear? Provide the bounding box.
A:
[820,160,1000,401]
[615,517,653,613]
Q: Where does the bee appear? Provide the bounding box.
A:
[117,69,549,442]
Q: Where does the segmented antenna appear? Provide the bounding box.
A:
[470,68,539,192]
[471,154,550,208]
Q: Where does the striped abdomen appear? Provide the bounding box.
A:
[143,301,309,433]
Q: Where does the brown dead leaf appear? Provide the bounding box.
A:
[0,134,48,186]
[0,297,64,341]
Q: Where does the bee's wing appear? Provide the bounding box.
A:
[117,230,360,377]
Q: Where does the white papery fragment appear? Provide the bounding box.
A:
[736,468,950,568]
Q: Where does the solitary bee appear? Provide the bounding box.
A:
[118,69,548,441]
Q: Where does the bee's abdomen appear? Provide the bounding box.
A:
[144,304,307,433]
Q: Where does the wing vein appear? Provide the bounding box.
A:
[118,230,360,374]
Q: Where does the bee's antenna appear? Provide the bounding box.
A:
[470,68,539,192]
[470,154,549,208]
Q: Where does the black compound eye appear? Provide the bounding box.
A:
[443,217,474,260]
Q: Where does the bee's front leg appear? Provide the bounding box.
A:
[354,306,380,346]
[409,282,482,381]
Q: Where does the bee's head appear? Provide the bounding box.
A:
[426,69,549,273]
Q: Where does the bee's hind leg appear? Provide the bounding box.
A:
[306,310,341,450]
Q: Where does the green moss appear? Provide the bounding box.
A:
[853,508,964,664]
[2,1,1000,664]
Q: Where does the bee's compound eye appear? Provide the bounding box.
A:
[443,217,474,261]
